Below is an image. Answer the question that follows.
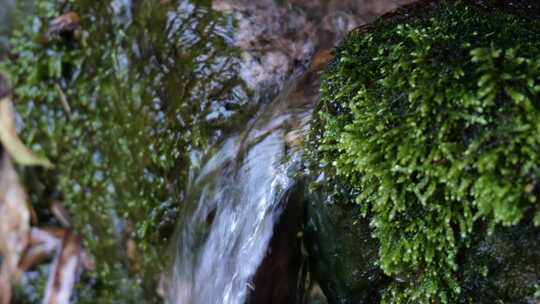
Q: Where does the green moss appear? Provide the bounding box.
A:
[1,0,247,301]
[311,1,540,302]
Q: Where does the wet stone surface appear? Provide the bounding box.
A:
[459,219,540,304]
[212,0,414,102]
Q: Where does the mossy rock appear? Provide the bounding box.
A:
[1,0,248,301]
[309,0,540,302]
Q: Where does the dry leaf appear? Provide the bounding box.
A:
[18,227,92,304]
[0,152,31,304]
[47,12,81,37]
[0,96,54,168]
[0,76,88,303]
[51,202,73,228]
[43,230,83,304]
[19,228,63,272]
[310,49,332,70]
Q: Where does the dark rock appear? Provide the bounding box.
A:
[304,195,540,304]
[304,193,388,304]
[306,283,329,304]
[363,0,540,29]
[472,0,540,17]
[247,182,308,304]
[459,218,540,304]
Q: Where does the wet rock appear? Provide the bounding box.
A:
[248,182,307,304]
[473,0,540,17]
[304,194,388,304]
[212,0,411,102]
[306,283,329,304]
[459,218,540,304]
[305,198,540,303]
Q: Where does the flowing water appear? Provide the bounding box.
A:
[166,1,412,303]
[167,65,315,304]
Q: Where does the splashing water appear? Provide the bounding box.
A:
[169,131,292,303]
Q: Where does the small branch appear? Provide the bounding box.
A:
[54,83,72,118]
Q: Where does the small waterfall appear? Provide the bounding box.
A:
[165,1,411,303]
[168,135,292,304]
[167,72,312,304]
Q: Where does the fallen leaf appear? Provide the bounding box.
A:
[51,202,73,228]
[47,12,81,37]
[310,49,332,70]
[19,228,63,272]
[0,95,54,168]
[0,152,31,304]
[19,227,92,304]
[0,76,89,303]
[43,230,83,304]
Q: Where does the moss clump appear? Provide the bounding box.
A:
[1,0,247,301]
[311,1,540,302]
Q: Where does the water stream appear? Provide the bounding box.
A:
[167,66,314,304]
[165,1,410,303]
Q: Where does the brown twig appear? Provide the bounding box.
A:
[54,83,72,118]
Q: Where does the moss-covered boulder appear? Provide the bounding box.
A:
[309,1,540,302]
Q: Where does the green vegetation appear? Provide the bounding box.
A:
[311,1,540,302]
[1,0,247,301]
